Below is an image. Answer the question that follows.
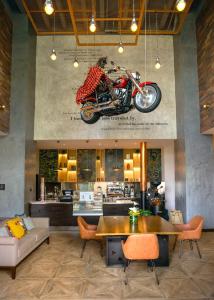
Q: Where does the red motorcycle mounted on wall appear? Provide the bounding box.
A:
[76,57,161,124]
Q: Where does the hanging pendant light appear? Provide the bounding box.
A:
[155,57,161,69]
[118,42,124,54]
[83,147,91,172]
[50,49,57,61]
[44,0,54,15]
[89,16,96,32]
[113,141,121,172]
[154,13,161,69]
[176,0,186,12]
[118,20,124,54]
[131,17,138,32]
[73,57,79,68]
[50,12,57,61]
[130,0,137,32]
[73,45,79,68]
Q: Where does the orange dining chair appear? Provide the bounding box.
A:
[121,234,159,285]
[173,215,204,258]
[77,216,103,258]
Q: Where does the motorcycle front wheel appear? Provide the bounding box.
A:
[80,101,100,124]
[134,83,161,113]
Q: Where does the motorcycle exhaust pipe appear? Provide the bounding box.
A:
[80,100,113,112]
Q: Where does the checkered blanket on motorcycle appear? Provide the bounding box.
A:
[76,66,106,104]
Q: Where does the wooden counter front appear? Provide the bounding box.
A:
[96,216,180,236]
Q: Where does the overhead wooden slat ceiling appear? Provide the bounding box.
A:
[22,0,194,46]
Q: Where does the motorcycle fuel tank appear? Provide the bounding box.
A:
[114,76,129,89]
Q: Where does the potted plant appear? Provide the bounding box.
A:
[128,207,140,224]
[140,209,152,216]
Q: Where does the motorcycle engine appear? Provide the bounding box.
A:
[98,92,111,103]
[111,88,127,104]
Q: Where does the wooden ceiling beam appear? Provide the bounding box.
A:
[35,0,52,31]
[28,9,183,14]
[55,1,67,30]
[37,29,176,36]
[22,0,38,33]
[175,0,194,34]
[135,0,145,45]
[66,0,80,45]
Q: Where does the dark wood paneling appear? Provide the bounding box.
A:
[30,203,74,226]
[196,0,214,133]
[0,1,12,134]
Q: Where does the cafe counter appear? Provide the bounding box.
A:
[29,198,137,226]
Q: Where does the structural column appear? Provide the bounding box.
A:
[140,141,147,209]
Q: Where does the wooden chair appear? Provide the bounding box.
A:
[77,216,103,258]
[121,234,159,285]
[173,215,204,258]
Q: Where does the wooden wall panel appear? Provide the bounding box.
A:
[0,1,12,135]
[196,0,214,134]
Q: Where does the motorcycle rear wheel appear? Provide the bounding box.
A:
[134,83,161,113]
[80,101,100,124]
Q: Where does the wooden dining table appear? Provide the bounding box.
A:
[96,215,180,267]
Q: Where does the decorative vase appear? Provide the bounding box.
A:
[129,215,138,224]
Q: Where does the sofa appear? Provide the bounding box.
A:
[0,217,49,279]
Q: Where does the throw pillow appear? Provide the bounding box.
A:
[0,226,10,237]
[22,217,35,231]
[6,217,26,239]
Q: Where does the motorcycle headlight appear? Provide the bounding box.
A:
[132,72,141,81]
[136,71,140,81]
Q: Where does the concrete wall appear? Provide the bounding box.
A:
[0,10,37,217]
[174,13,214,228]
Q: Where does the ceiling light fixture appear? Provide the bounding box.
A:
[50,12,57,61]
[118,42,124,53]
[50,49,57,61]
[73,45,79,68]
[113,140,121,171]
[176,0,186,12]
[118,20,124,54]
[44,0,54,15]
[73,57,79,68]
[155,57,161,69]
[130,0,137,32]
[89,16,96,32]
[83,149,91,172]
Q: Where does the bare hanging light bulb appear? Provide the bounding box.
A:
[130,0,137,32]
[118,42,124,54]
[50,49,57,61]
[176,0,186,12]
[131,17,138,32]
[73,57,79,68]
[155,57,161,69]
[44,0,54,15]
[89,16,96,32]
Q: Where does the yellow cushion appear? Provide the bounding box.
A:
[6,217,25,239]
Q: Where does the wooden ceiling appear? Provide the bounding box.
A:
[22,0,194,46]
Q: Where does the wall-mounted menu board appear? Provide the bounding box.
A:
[77,149,96,183]
[105,149,124,182]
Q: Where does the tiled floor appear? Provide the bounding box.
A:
[0,231,214,300]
